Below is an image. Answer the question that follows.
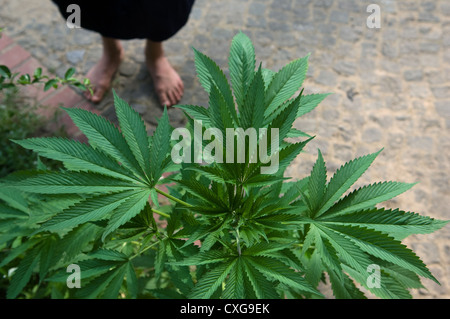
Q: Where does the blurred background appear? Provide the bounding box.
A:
[0,0,448,298]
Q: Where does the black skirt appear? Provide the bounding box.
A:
[52,0,195,41]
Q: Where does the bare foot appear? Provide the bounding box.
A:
[146,42,184,107]
[84,38,124,103]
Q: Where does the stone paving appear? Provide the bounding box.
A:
[0,0,449,298]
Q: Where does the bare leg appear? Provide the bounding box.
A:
[84,36,124,103]
[145,40,184,107]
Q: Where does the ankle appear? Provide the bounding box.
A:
[103,49,123,63]
[102,39,124,61]
[146,55,167,69]
[145,40,165,64]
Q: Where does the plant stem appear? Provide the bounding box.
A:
[235,228,242,256]
[294,243,315,249]
[151,208,170,218]
[130,240,160,260]
[155,187,193,207]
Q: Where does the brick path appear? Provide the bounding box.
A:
[0,33,98,142]
[0,0,449,298]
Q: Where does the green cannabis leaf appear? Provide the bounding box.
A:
[0,32,447,300]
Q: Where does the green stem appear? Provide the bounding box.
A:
[151,208,170,218]
[130,240,160,260]
[235,228,242,256]
[294,243,316,249]
[155,187,193,207]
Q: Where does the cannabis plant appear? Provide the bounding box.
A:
[0,32,447,299]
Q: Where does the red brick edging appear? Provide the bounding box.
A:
[0,33,175,206]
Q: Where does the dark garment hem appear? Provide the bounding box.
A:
[52,0,195,41]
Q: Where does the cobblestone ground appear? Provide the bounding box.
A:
[1,0,449,298]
